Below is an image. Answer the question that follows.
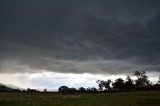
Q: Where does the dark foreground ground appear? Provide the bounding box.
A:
[0,91,160,106]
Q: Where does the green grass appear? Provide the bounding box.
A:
[0,91,160,106]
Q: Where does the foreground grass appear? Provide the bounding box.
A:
[0,91,160,106]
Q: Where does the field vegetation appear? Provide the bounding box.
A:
[0,91,160,106]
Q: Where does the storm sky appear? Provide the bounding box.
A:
[0,0,160,89]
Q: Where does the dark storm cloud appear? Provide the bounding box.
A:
[0,0,160,74]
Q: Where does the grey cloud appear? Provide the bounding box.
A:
[0,0,160,74]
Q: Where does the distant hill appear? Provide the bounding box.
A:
[0,83,21,92]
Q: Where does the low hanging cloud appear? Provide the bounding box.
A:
[0,0,160,74]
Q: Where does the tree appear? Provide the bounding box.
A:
[96,79,111,91]
[86,87,97,92]
[103,80,112,91]
[79,87,86,92]
[58,86,69,93]
[43,88,47,92]
[112,78,125,91]
[26,88,38,92]
[124,76,134,91]
[68,87,76,93]
[90,87,97,92]
[134,71,150,89]
[96,80,103,91]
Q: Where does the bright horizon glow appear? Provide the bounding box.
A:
[0,71,159,91]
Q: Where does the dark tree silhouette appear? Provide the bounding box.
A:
[124,76,134,91]
[90,87,97,92]
[134,71,150,89]
[79,87,86,92]
[96,80,103,91]
[58,86,77,93]
[68,87,76,93]
[26,88,38,92]
[86,87,97,93]
[96,80,111,91]
[43,88,47,92]
[112,78,125,91]
[58,86,69,93]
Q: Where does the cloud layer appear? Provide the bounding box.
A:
[1,0,160,74]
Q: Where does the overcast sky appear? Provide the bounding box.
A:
[0,0,160,89]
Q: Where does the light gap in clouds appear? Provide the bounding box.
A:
[0,71,159,90]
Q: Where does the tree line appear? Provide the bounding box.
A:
[58,71,160,93]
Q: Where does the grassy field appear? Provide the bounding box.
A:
[0,91,160,106]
